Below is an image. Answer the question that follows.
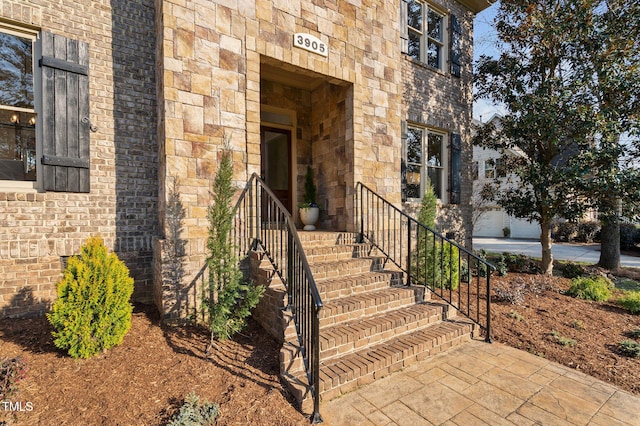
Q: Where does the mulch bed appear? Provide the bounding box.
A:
[2,268,640,424]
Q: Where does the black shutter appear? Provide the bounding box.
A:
[40,31,90,193]
[400,0,409,54]
[450,15,462,77]
[450,133,461,204]
[401,120,408,202]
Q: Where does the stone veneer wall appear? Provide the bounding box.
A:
[0,1,158,318]
[154,0,404,317]
[401,0,475,247]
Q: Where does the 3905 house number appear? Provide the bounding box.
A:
[294,33,328,57]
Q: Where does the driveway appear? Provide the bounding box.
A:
[473,237,640,269]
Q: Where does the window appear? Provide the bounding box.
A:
[484,158,506,179]
[0,26,37,182]
[406,0,446,70]
[0,24,91,193]
[404,125,447,200]
[484,159,496,179]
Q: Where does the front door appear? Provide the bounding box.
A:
[260,126,292,213]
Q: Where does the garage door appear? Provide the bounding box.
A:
[510,217,540,239]
[474,209,505,237]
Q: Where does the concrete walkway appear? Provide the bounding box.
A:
[322,339,640,425]
[473,237,640,269]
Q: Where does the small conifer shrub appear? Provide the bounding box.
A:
[168,392,219,426]
[618,340,640,358]
[47,236,134,359]
[204,147,263,349]
[412,185,460,290]
[565,275,612,302]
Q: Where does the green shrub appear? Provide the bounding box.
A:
[553,221,578,242]
[565,276,612,302]
[168,392,219,426]
[504,253,541,274]
[495,254,508,277]
[550,330,577,347]
[618,340,640,358]
[562,262,587,279]
[0,357,27,400]
[620,223,640,250]
[577,221,600,243]
[426,241,460,290]
[47,236,134,359]
[617,291,640,314]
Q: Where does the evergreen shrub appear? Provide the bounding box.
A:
[204,148,263,346]
[47,236,134,359]
[620,223,640,250]
[168,392,219,426]
[617,291,640,314]
[565,275,612,302]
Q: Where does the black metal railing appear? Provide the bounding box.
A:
[233,173,323,424]
[355,182,495,342]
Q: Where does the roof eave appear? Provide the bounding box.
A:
[456,0,494,14]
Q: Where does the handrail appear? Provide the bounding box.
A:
[233,173,323,424]
[355,182,495,342]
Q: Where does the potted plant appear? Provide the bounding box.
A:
[298,166,320,231]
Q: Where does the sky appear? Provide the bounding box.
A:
[473,1,504,123]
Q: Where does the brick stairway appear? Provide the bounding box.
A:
[275,231,476,414]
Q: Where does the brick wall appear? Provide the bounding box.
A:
[0,0,158,318]
[401,0,475,247]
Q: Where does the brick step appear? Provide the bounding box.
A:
[319,286,428,327]
[297,231,361,247]
[309,257,385,279]
[303,243,371,263]
[319,302,447,360]
[315,270,404,301]
[316,320,474,401]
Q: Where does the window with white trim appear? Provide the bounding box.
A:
[0,25,37,182]
[407,0,447,70]
[404,125,447,200]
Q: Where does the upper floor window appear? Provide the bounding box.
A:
[0,27,37,181]
[404,125,447,200]
[407,0,446,71]
[483,158,506,179]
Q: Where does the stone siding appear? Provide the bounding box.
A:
[154,0,404,316]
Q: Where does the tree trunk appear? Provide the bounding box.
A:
[540,221,554,275]
[599,197,622,270]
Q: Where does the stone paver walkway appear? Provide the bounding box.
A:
[322,339,640,425]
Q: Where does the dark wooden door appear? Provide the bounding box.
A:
[260,127,292,213]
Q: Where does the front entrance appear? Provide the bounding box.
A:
[260,126,292,213]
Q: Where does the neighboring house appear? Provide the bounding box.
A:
[472,115,542,239]
[0,0,490,318]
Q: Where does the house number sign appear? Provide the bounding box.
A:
[294,33,328,57]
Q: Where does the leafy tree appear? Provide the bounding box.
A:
[568,0,640,268]
[474,0,596,275]
[204,147,263,352]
